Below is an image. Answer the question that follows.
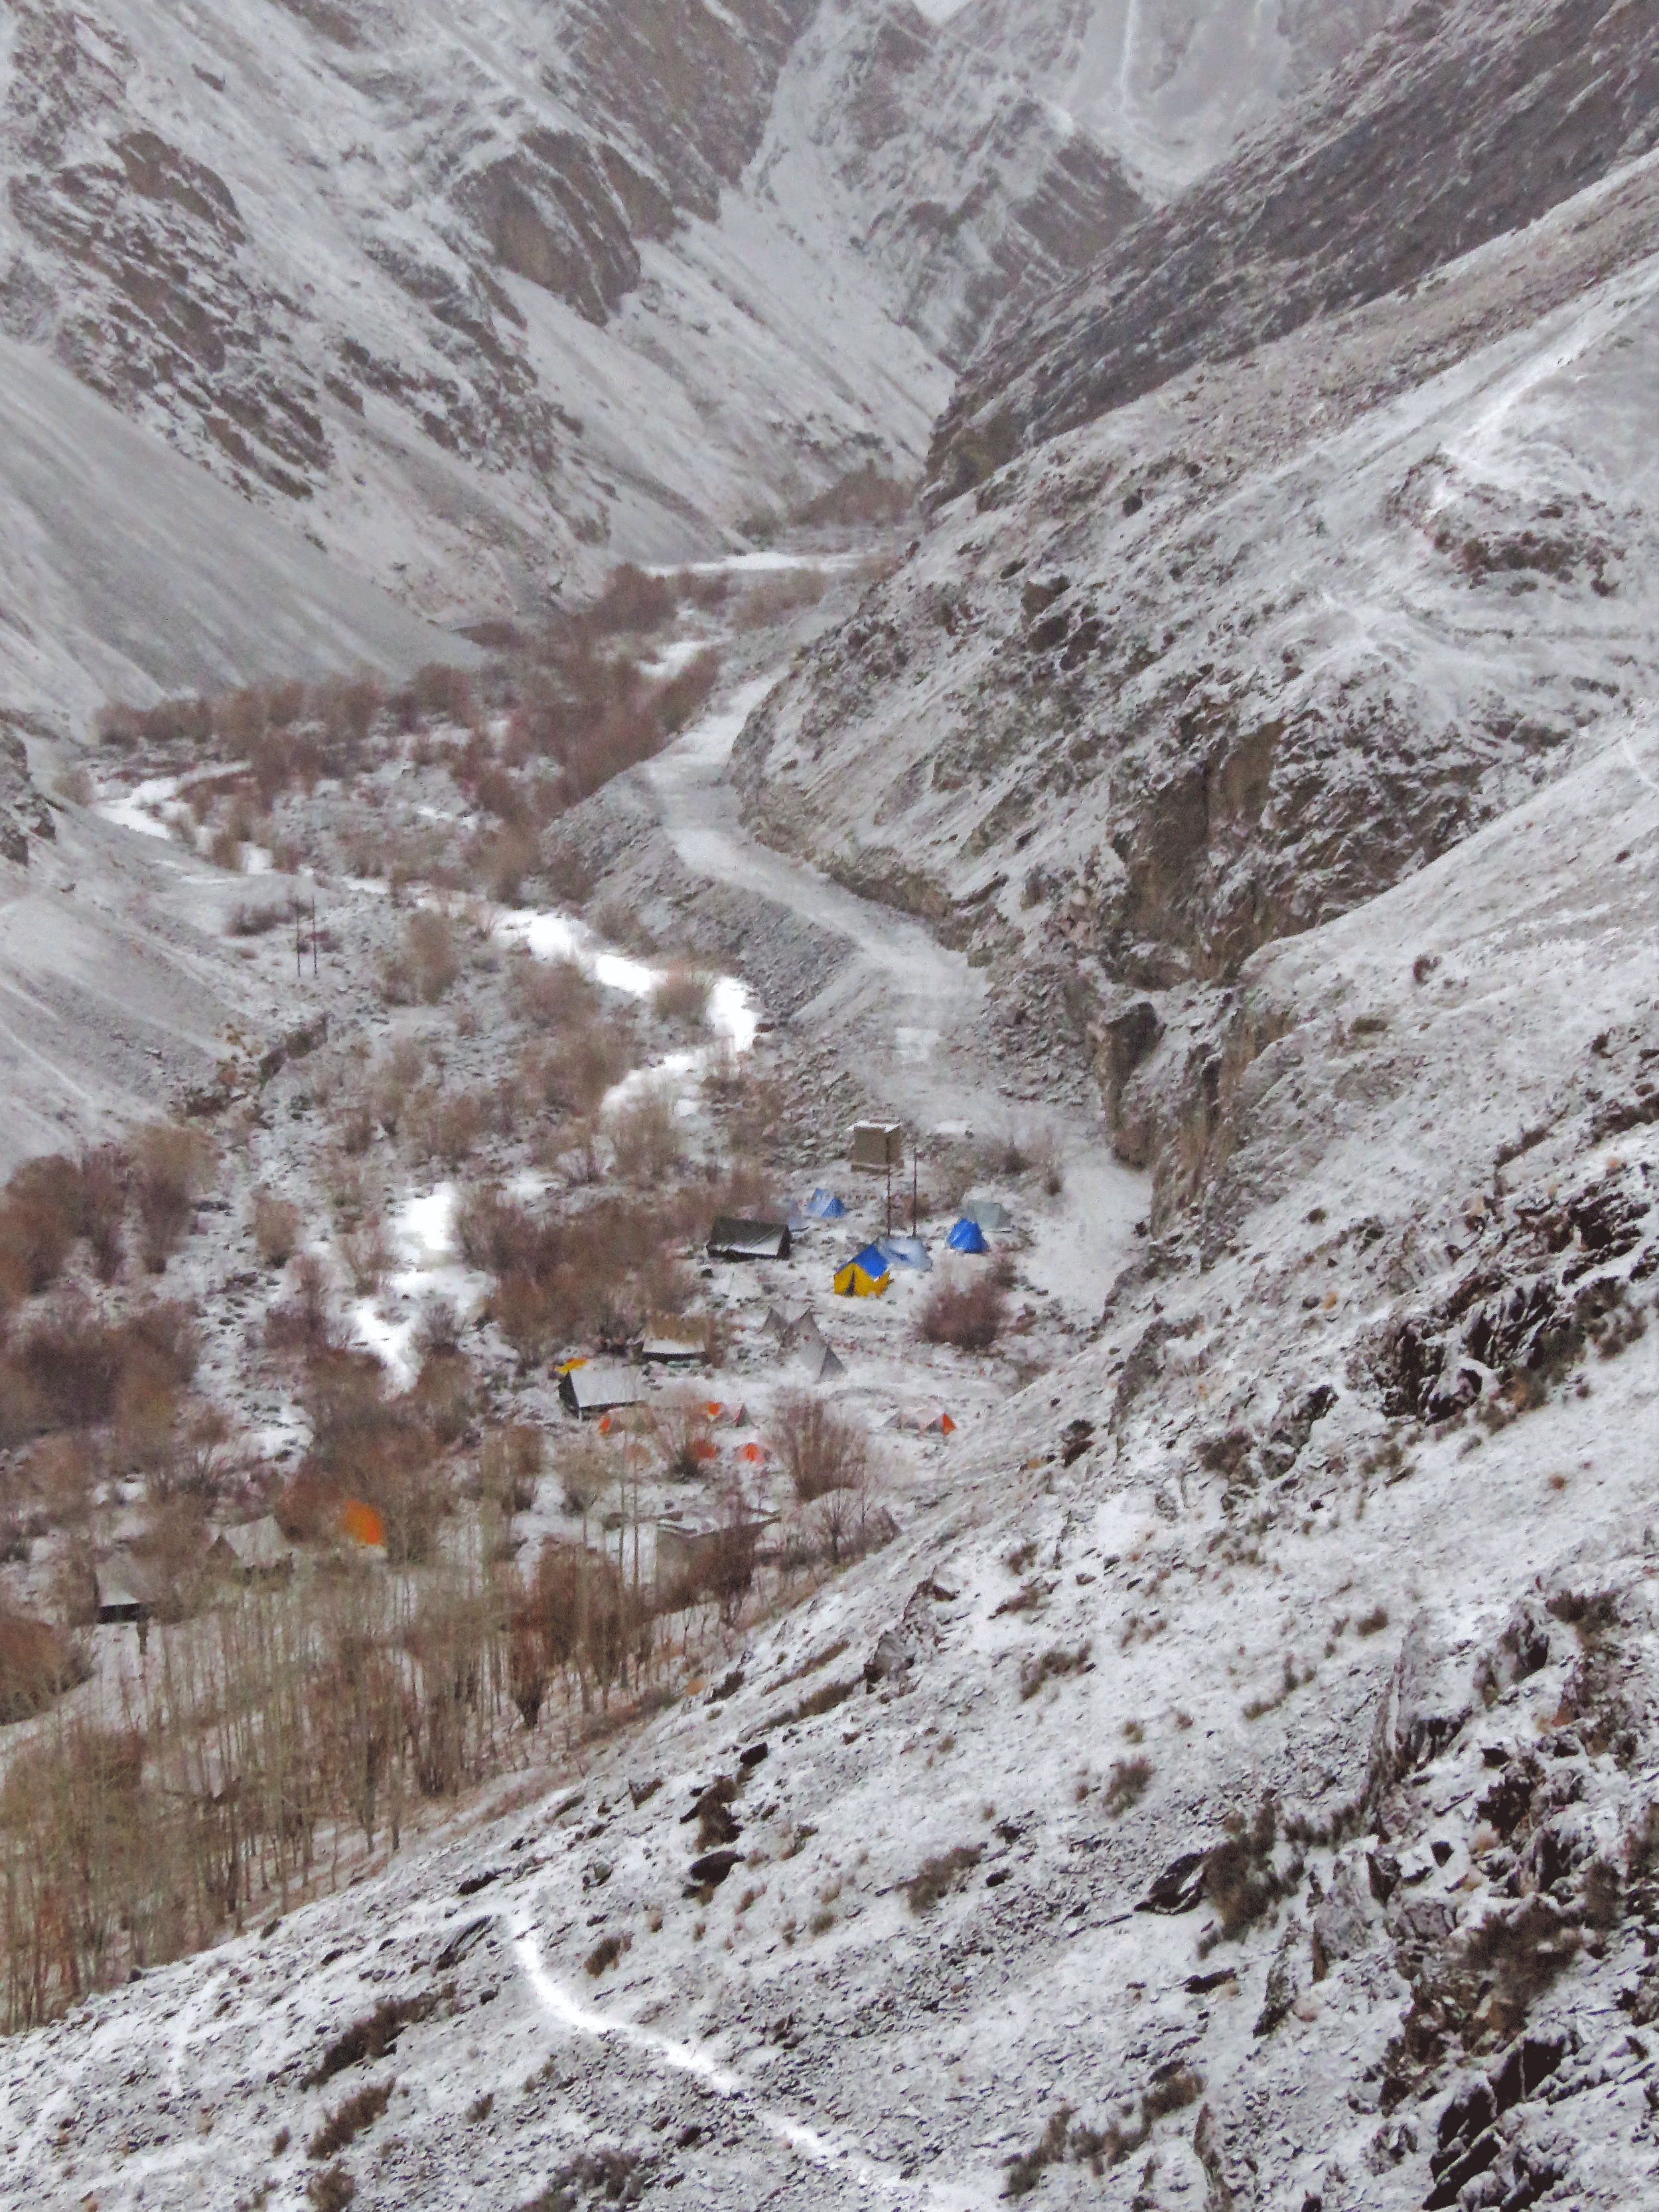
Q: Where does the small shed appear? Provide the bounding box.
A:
[850,1121,903,1171]
[560,1363,647,1418]
[94,1555,165,1625]
[641,1321,705,1364]
[655,1512,771,1600]
[707,1216,792,1261]
[210,1516,293,1578]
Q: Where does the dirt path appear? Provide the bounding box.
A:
[644,670,1147,1321]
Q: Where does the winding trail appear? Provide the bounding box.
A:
[512,1917,986,2209]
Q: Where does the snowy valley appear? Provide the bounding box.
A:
[0,4,1657,2211]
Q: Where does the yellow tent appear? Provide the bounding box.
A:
[833,1244,891,1297]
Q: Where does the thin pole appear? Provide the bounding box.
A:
[312,898,319,978]
[912,1142,918,1236]
[886,1148,892,1238]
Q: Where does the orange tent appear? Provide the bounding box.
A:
[340,1498,386,1548]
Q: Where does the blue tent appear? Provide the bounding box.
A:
[945,1217,989,1254]
[878,1236,932,1273]
[805,1188,847,1219]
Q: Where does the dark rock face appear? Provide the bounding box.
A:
[930,0,1659,496]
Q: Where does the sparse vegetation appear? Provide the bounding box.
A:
[917,1274,1008,1352]
[904,1843,982,1913]
[309,2079,395,2158]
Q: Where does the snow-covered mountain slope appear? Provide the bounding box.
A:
[953,0,1399,196]
[929,0,1659,499]
[0,0,1147,676]
[0,335,480,733]
[736,142,1659,1127]
[3,707,1655,2212]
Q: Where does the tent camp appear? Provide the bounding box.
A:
[878,1234,932,1272]
[804,1188,847,1219]
[945,1217,990,1254]
[850,1121,902,1171]
[707,1216,792,1261]
[961,1195,1010,1230]
[834,1243,891,1297]
[560,1363,646,1417]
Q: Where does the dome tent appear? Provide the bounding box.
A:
[833,1243,891,1296]
[945,1217,989,1254]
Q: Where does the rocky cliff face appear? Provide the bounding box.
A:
[737,4,1659,1180]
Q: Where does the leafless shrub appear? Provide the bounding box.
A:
[228,899,291,938]
[905,1844,981,1913]
[306,2162,356,2210]
[304,1994,443,2089]
[652,964,711,1027]
[1019,1643,1092,1701]
[309,2079,394,2159]
[133,1124,212,1272]
[253,1189,301,1268]
[0,1609,89,1722]
[383,910,459,1005]
[609,1084,681,1185]
[480,1425,542,1516]
[1101,1757,1153,1816]
[917,1275,1007,1352]
[587,563,676,635]
[775,1393,867,1505]
[583,1932,630,1977]
[1356,1605,1390,1636]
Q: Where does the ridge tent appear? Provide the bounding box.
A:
[833,1243,891,1297]
[961,1195,1010,1230]
[806,1343,846,1383]
[878,1234,932,1272]
[945,1217,990,1254]
[804,1188,847,1219]
[707,1216,792,1261]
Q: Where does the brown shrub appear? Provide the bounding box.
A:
[774,1393,868,1506]
[413,662,473,723]
[904,1844,981,1913]
[133,1125,212,1273]
[609,1084,681,1185]
[253,1189,302,1267]
[520,954,596,1031]
[917,1274,1008,1353]
[309,2079,394,2159]
[4,1297,197,1437]
[407,911,459,1003]
[586,563,676,635]
[480,1425,542,1516]
[0,1609,88,1722]
[652,964,711,1027]
[306,2163,356,2211]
